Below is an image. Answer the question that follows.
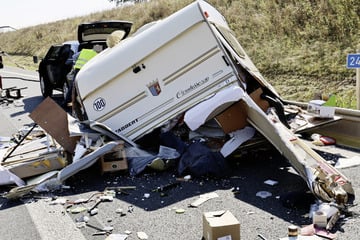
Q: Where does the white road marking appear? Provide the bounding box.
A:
[25,200,87,240]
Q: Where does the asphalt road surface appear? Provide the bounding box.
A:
[0,66,359,240]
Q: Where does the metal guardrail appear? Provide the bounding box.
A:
[285,100,360,119]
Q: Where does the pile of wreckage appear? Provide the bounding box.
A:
[0,0,356,238]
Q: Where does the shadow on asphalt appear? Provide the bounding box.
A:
[0,95,315,226]
[0,144,314,227]
[58,145,314,226]
[8,94,64,118]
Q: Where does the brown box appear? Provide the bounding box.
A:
[203,210,240,240]
[215,101,247,134]
[100,141,128,173]
[215,88,269,134]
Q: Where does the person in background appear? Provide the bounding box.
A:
[70,30,125,118]
[63,44,102,108]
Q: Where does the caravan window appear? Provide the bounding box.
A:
[214,25,246,59]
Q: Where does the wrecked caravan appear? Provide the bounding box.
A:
[74,0,272,140]
[74,0,354,204]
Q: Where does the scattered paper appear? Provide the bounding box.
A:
[105,233,128,240]
[220,126,256,157]
[256,191,272,199]
[137,232,148,240]
[264,179,278,186]
[190,192,219,207]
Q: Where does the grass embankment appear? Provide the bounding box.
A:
[0,0,359,108]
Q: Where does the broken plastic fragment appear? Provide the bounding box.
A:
[104,190,116,197]
[335,156,360,169]
[103,226,114,232]
[74,198,88,204]
[100,195,114,201]
[175,208,185,214]
[50,198,67,205]
[105,233,128,240]
[190,192,219,207]
[73,143,87,162]
[264,179,278,186]
[184,175,191,181]
[75,215,89,223]
[136,231,148,239]
[256,191,272,199]
[90,208,99,216]
[69,206,88,214]
[76,222,86,229]
[220,126,256,157]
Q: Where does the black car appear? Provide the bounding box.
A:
[36,20,132,99]
[37,41,79,98]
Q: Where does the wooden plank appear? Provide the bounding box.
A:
[29,97,80,153]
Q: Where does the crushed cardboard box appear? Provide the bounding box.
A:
[203,210,240,240]
[100,141,128,173]
[307,100,335,118]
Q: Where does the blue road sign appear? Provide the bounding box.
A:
[347,53,360,69]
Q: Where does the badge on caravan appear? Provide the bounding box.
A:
[147,79,161,96]
[93,97,106,111]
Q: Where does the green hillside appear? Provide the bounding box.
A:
[1,0,359,108]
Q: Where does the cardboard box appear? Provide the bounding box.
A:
[203,210,240,240]
[215,88,269,134]
[100,141,128,173]
[215,101,247,134]
[307,100,335,118]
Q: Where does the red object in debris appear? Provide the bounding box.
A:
[319,136,336,145]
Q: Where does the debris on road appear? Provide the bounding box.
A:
[202,210,240,240]
[0,85,27,106]
[105,233,129,240]
[335,156,360,169]
[264,179,278,186]
[72,0,354,208]
[175,208,185,214]
[189,192,219,208]
[136,231,148,240]
[0,0,355,207]
[256,191,272,199]
[0,1,359,239]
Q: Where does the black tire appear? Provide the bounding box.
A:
[40,75,53,98]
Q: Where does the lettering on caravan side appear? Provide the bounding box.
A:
[115,118,139,133]
[176,77,209,99]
